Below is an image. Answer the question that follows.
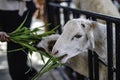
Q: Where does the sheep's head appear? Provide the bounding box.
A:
[52,18,106,63]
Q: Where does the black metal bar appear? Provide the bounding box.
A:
[63,8,70,23]
[115,22,120,80]
[45,0,62,33]
[72,11,80,18]
[93,53,99,80]
[88,50,94,80]
[54,7,62,34]
[106,21,114,80]
[45,0,56,31]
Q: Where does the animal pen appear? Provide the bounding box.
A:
[45,0,120,80]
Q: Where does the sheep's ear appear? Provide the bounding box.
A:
[86,21,97,49]
[89,21,97,29]
[85,21,96,34]
[86,21,97,31]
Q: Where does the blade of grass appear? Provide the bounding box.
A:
[10,14,28,34]
[31,57,55,80]
[8,47,26,53]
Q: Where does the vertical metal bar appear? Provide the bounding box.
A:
[106,21,113,80]
[45,0,62,33]
[54,7,62,34]
[86,15,91,19]
[93,53,99,80]
[115,22,120,80]
[63,8,70,23]
[72,12,80,18]
[66,0,71,7]
[88,50,94,80]
[45,0,55,31]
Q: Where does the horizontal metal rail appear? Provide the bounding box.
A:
[49,2,120,23]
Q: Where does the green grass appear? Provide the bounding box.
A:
[8,20,62,80]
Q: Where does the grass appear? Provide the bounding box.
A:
[7,18,62,80]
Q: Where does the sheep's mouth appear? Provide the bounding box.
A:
[57,54,68,60]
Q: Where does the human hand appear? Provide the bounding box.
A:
[0,32,9,42]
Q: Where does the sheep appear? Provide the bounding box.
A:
[72,0,120,18]
[36,18,116,80]
[51,18,108,80]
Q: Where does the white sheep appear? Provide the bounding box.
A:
[52,18,108,80]
[37,18,115,80]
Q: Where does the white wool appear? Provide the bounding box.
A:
[72,0,120,18]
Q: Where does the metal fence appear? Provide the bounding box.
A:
[45,0,120,80]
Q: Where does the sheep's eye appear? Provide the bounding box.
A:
[72,34,82,40]
[74,34,82,38]
[81,23,85,28]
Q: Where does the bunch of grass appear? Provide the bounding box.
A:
[8,18,62,80]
